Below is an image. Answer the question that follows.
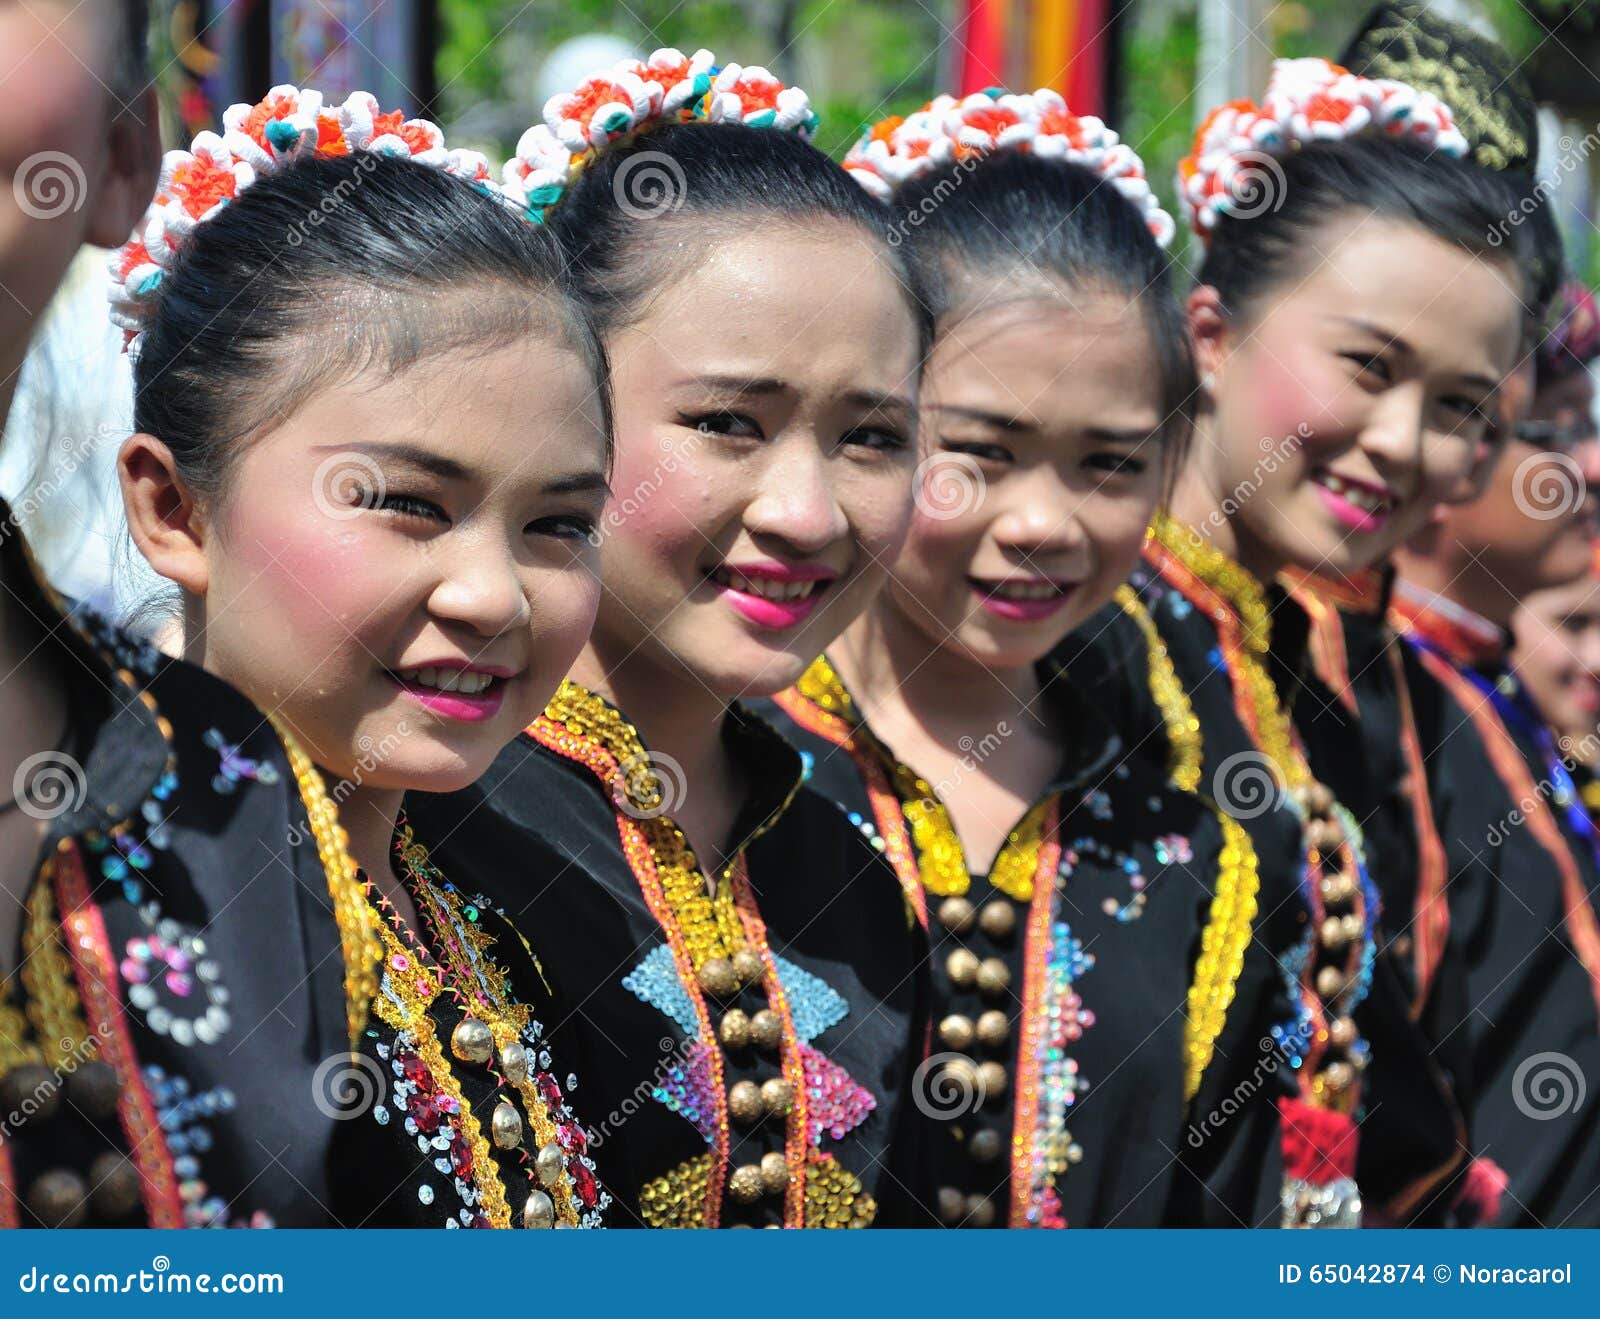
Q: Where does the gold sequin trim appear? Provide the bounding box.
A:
[1184,814,1260,1101]
[639,1153,711,1229]
[1116,583,1202,792]
[804,1151,877,1228]
[270,716,382,1046]
[20,865,92,1072]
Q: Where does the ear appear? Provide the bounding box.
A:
[119,434,210,595]
[1186,285,1233,396]
[84,88,162,251]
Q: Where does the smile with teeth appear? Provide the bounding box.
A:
[710,568,825,602]
[393,667,498,695]
[976,580,1070,600]
[1313,471,1394,515]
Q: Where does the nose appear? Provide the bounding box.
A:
[990,466,1087,558]
[1358,385,1428,493]
[741,439,850,554]
[426,534,531,638]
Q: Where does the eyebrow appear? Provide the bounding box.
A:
[313,442,467,481]
[1330,317,1499,392]
[546,469,612,498]
[677,375,916,425]
[930,403,1035,433]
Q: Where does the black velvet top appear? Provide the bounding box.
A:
[406,679,931,1228]
[752,654,1287,1227]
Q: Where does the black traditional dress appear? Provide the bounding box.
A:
[755,654,1284,1227]
[0,501,607,1229]
[1380,581,1600,1227]
[1054,512,1462,1227]
[406,679,930,1228]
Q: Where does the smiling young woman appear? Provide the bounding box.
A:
[407,49,933,1228]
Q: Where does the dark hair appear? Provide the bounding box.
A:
[133,152,611,500]
[546,121,933,356]
[889,149,1197,481]
[115,0,151,97]
[1199,136,1544,326]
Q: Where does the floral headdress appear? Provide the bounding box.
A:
[842,87,1176,249]
[502,48,819,222]
[108,86,503,352]
[1178,57,1468,244]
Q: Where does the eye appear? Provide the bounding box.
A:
[683,410,763,439]
[1440,393,1487,420]
[377,492,449,524]
[841,425,909,452]
[1341,351,1393,385]
[942,439,1014,464]
[1083,450,1150,477]
[527,513,599,542]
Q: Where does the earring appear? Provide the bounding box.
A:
[1201,372,1215,391]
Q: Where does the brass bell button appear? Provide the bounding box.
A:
[967,1128,1003,1164]
[491,1101,523,1150]
[939,1014,976,1051]
[976,1061,1008,1099]
[976,958,1011,998]
[732,949,765,987]
[975,1010,1009,1049]
[938,896,976,934]
[1320,1060,1355,1094]
[25,1168,89,1228]
[749,1009,783,1053]
[760,1076,794,1117]
[937,1186,965,1225]
[450,1018,494,1064]
[522,1188,556,1228]
[88,1152,143,1220]
[697,957,739,998]
[1320,916,1352,949]
[759,1150,789,1195]
[728,1080,765,1126]
[963,1194,997,1228]
[1327,1016,1357,1049]
[978,901,1016,941]
[535,1141,565,1187]
[728,1164,766,1204]
[1339,913,1364,943]
[945,948,980,988]
[942,1055,980,1094]
[1315,966,1346,1000]
[499,1041,530,1084]
[719,1009,753,1050]
[0,1063,61,1122]
[1319,873,1355,908]
[67,1061,120,1120]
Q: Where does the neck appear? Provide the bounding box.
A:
[336,782,406,899]
[1392,542,1519,630]
[1167,413,1283,583]
[832,595,1042,737]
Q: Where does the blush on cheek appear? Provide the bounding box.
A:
[221,510,399,641]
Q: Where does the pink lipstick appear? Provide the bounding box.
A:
[709,561,837,631]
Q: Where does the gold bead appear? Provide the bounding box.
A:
[491,1100,523,1149]
[451,1017,494,1064]
[1320,915,1352,949]
[963,1194,996,1228]
[749,1009,783,1052]
[67,1061,120,1119]
[522,1188,555,1228]
[536,1141,565,1187]
[978,901,1016,941]
[967,1128,1003,1163]
[938,897,976,933]
[975,1010,1010,1049]
[759,1150,789,1195]
[732,948,765,986]
[937,1186,965,1225]
[498,1041,530,1084]
[88,1153,141,1220]
[728,1080,765,1125]
[1319,874,1356,908]
[760,1076,794,1117]
[1340,913,1365,943]
[977,1060,1008,1098]
[939,1014,976,1051]
[0,1064,60,1122]
[719,1009,752,1050]
[976,957,1011,997]
[945,948,980,988]
[698,957,738,998]
[1328,1016,1357,1049]
[728,1164,765,1204]
[1321,1061,1354,1093]
[942,1055,979,1094]
[25,1169,88,1228]
[1315,965,1346,1000]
